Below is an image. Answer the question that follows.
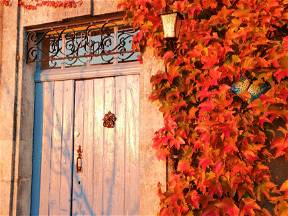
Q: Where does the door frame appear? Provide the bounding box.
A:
[36,62,141,82]
[30,62,142,215]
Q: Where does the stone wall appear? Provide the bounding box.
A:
[0,3,18,215]
[0,6,2,74]
[0,1,165,215]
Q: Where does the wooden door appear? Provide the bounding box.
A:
[37,80,75,215]
[32,74,140,215]
[72,75,140,215]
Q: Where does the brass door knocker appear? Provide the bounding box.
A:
[76,145,83,173]
[103,111,117,128]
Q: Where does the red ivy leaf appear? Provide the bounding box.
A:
[214,161,223,174]
[170,136,185,149]
[283,36,288,49]
[202,206,220,216]
[199,157,212,170]
[271,136,288,157]
[163,51,174,62]
[177,159,192,175]
[240,198,261,215]
[274,69,288,82]
[215,198,240,216]
[280,180,288,192]
[189,190,200,208]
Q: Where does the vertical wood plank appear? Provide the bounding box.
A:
[39,81,54,215]
[93,78,104,214]
[72,80,95,215]
[103,77,116,215]
[113,76,126,215]
[60,80,74,213]
[82,79,95,214]
[125,75,140,215]
[49,81,64,215]
[72,80,85,215]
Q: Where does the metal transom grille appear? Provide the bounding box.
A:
[26,19,139,68]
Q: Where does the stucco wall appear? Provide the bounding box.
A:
[0,6,2,72]
[0,3,18,215]
[0,1,165,215]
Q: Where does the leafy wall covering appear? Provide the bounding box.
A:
[1,0,288,214]
[119,0,288,215]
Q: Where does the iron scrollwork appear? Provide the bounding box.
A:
[26,21,139,68]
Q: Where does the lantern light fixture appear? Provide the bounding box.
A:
[160,12,183,40]
[161,12,182,39]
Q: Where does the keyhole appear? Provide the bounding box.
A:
[78,181,81,185]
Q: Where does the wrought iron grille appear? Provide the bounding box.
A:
[26,20,139,68]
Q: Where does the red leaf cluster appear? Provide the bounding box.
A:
[0,0,10,6]
[120,0,288,214]
[0,0,82,9]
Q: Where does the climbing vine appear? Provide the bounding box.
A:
[119,0,288,215]
[1,0,288,214]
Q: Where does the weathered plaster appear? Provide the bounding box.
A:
[22,0,90,26]
[0,5,3,81]
[140,47,166,215]
[93,0,121,15]
[0,3,18,215]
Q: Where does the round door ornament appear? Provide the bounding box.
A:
[103,111,117,128]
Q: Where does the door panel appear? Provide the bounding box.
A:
[60,81,74,211]
[72,75,140,215]
[113,76,126,215]
[72,80,85,215]
[125,75,140,214]
[102,77,117,215]
[34,74,139,215]
[73,79,100,215]
[39,81,54,215]
[93,78,105,214]
[49,81,64,215]
[39,80,74,215]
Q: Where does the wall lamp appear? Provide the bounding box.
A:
[160,12,183,40]
[160,12,183,75]
[160,12,183,190]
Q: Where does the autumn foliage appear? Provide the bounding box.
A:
[119,0,288,215]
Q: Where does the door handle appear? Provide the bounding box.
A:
[76,145,83,173]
